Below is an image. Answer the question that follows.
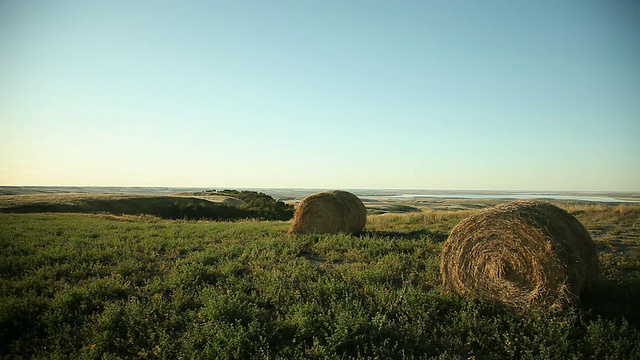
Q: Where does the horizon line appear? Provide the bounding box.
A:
[1,185,639,194]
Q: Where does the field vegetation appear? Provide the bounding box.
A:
[0,201,639,358]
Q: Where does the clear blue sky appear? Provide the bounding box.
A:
[1,1,639,191]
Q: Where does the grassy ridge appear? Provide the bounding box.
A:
[1,205,639,358]
[0,192,294,221]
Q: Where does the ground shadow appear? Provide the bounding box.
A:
[581,277,640,328]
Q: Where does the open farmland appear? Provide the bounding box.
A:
[0,193,639,358]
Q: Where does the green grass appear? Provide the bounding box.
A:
[1,205,639,359]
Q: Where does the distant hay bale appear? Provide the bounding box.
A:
[440,200,599,310]
[288,190,367,235]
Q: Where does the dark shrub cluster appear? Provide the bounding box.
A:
[215,190,294,221]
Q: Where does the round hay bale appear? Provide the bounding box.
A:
[288,190,367,235]
[440,200,599,310]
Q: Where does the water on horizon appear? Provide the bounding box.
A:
[390,193,639,203]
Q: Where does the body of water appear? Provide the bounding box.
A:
[391,193,639,203]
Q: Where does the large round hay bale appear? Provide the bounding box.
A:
[288,190,367,235]
[440,200,599,310]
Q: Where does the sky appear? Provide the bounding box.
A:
[1,1,639,191]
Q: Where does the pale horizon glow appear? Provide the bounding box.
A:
[1,1,639,191]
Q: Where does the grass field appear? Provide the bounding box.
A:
[1,200,639,358]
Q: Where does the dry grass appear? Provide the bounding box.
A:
[440,200,600,311]
[288,190,367,235]
[368,209,476,225]
[367,209,476,236]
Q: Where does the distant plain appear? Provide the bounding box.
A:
[1,186,638,213]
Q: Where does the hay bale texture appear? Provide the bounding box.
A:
[440,200,599,310]
[288,190,367,235]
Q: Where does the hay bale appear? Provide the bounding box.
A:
[440,200,599,310]
[288,190,367,235]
